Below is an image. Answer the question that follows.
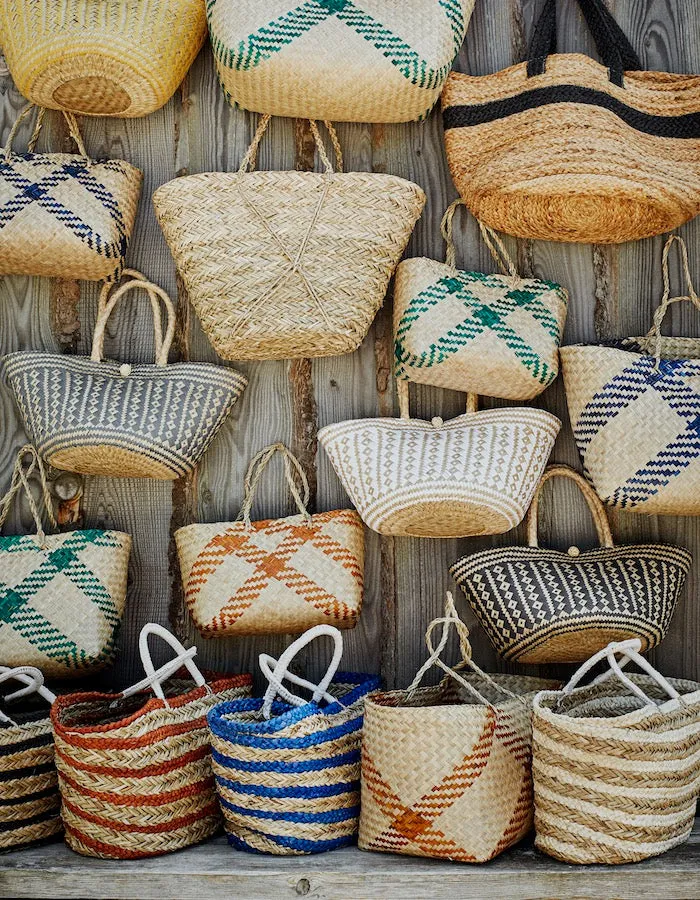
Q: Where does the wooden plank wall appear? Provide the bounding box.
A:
[0,0,698,689]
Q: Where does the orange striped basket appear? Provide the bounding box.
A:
[51,624,252,859]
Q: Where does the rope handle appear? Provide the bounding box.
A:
[440,199,519,278]
[644,235,700,364]
[0,666,56,706]
[92,270,176,366]
[239,114,343,175]
[0,445,57,548]
[239,443,311,528]
[396,379,478,420]
[121,623,207,705]
[4,103,89,163]
[260,624,344,720]
[526,464,614,550]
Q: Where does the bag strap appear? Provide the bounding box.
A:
[238,114,343,175]
[3,103,90,163]
[0,445,57,549]
[644,234,700,365]
[441,199,518,277]
[0,666,56,718]
[238,443,311,529]
[121,623,208,706]
[91,270,176,367]
[527,464,614,550]
[396,379,479,421]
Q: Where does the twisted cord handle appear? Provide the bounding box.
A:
[645,234,700,365]
[239,115,342,174]
[239,443,311,528]
[0,445,56,548]
[4,103,89,162]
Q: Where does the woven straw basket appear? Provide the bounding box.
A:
[451,465,691,665]
[0,1,206,117]
[533,640,700,865]
[3,272,247,480]
[441,0,700,244]
[359,593,558,863]
[0,446,131,678]
[394,199,568,400]
[0,667,62,851]
[177,443,364,637]
[561,235,700,516]
[208,625,379,855]
[153,117,426,361]
[0,105,142,282]
[207,0,474,123]
[52,624,252,859]
[319,381,560,537]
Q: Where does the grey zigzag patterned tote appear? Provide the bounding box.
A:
[3,271,247,479]
[451,465,691,664]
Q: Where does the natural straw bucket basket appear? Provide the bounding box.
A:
[451,465,691,665]
[441,0,700,244]
[394,199,568,400]
[52,624,252,859]
[176,443,364,637]
[533,639,700,864]
[153,116,426,361]
[0,0,207,117]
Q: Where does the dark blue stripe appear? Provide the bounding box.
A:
[227,829,354,855]
[212,747,360,774]
[220,795,359,825]
[216,774,358,799]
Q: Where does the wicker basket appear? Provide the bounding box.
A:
[533,639,700,864]
[394,199,568,400]
[0,666,62,851]
[208,625,379,855]
[0,105,142,282]
[451,465,691,664]
[177,443,364,637]
[206,0,475,122]
[3,272,247,480]
[441,0,700,244]
[0,445,131,678]
[52,623,252,859]
[153,116,426,361]
[0,0,206,117]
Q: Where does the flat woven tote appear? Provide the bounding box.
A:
[51,623,253,859]
[359,593,558,863]
[206,0,475,123]
[561,235,700,515]
[0,667,62,851]
[318,380,560,537]
[0,446,131,678]
[533,639,700,864]
[441,0,700,244]
[176,443,364,637]
[0,0,206,117]
[208,625,380,855]
[451,465,691,665]
[394,199,568,400]
[0,105,142,282]
[3,272,247,480]
[153,116,426,361]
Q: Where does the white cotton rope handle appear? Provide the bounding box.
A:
[121,623,207,705]
[0,666,56,725]
[260,624,344,720]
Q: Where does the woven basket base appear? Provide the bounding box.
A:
[380,499,511,538]
[53,76,132,115]
[514,626,652,664]
[48,445,178,479]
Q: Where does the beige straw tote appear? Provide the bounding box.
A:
[359,592,558,863]
[441,0,700,244]
[206,0,475,123]
[533,639,700,865]
[0,0,206,117]
[153,116,426,361]
[176,443,364,637]
[394,199,568,400]
[0,105,142,282]
[561,235,700,516]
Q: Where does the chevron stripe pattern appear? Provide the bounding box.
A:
[176,509,364,636]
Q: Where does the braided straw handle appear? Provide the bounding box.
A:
[4,103,89,162]
[239,115,343,175]
[121,623,207,705]
[239,443,311,528]
[0,445,57,549]
[643,235,700,363]
[441,198,519,278]
[527,464,614,550]
[396,379,478,420]
[92,270,176,366]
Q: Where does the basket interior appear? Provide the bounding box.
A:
[57,677,202,728]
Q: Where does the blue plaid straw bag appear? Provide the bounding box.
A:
[208,625,379,855]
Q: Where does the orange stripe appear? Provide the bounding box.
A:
[54,742,210,777]
[62,796,220,835]
[58,769,214,807]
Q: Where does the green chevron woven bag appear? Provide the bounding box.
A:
[394,200,568,400]
[0,446,131,678]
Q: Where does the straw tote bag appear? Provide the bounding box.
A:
[52,623,253,859]
[0,446,131,678]
[153,116,426,361]
[441,0,700,244]
[533,639,700,864]
[206,0,475,123]
[318,380,560,537]
[0,105,142,282]
[176,443,364,637]
[359,593,558,863]
[208,624,379,855]
[394,199,568,400]
[561,235,700,515]
[451,465,691,665]
[0,667,62,851]
[3,272,247,480]
[0,1,206,117]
